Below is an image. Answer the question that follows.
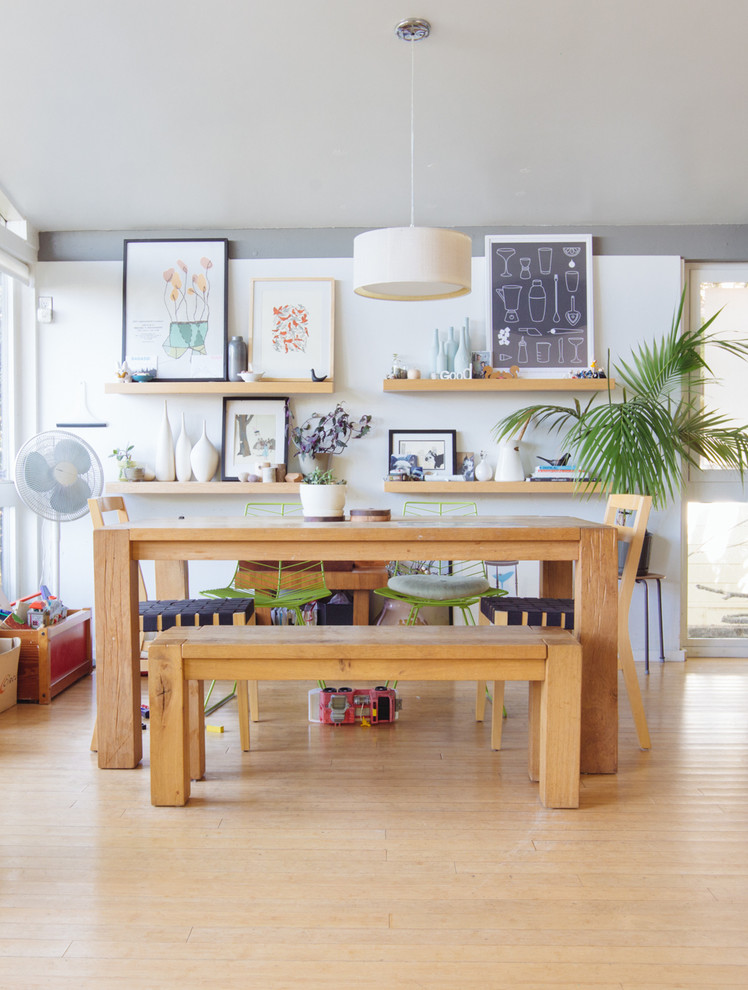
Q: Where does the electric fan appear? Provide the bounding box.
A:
[14,430,104,597]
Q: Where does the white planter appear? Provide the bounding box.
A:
[494,443,525,482]
[299,483,347,519]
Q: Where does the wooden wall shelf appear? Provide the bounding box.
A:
[383,481,603,494]
[105,380,334,396]
[106,482,301,495]
[382,377,614,393]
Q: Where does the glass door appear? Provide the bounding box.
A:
[685,265,748,656]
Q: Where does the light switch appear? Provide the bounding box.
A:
[37,296,53,323]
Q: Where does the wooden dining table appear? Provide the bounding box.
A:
[92,514,618,774]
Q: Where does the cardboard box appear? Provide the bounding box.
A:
[0,609,92,704]
[0,637,21,713]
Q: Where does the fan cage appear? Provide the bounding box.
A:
[14,430,104,522]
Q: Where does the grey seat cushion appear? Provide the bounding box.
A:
[387,573,490,601]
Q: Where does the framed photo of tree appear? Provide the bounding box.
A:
[221,397,289,481]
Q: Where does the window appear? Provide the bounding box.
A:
[685,266,748,655]
[0,274,10,589]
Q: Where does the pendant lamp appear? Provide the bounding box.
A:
[353,18,472,301]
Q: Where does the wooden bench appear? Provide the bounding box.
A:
[148,625,583,810]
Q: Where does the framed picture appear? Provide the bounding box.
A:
[221,397,289,481]
[122,238,228,381]
[249,277,334,380]
[485,234,593,376]
[388,429,456,481]
[457,450,475,481]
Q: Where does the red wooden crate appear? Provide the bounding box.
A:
[0,609,92,704]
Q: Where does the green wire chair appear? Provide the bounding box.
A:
[374,502,507,713]
[201,502,330,722]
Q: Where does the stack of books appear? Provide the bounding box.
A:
[530,464,590,482]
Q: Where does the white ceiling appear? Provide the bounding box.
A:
[3,0,747,234]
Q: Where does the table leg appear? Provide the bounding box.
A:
[154,560,189,599]
[540,560,573,598]
[574,525,618,774]
[94,527,142,769]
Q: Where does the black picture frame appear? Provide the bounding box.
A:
[388,429,457,480]
[122,237,229,381]
[485,234,593,375]
[221,396,289,481]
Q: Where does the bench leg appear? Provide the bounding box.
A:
[188,680,205,780]
[528,681,542,781]
[237,680,251,750]
[490,681,506,750]
[149,641,191,807]
[475,680,488,721]
[538,641,581,809]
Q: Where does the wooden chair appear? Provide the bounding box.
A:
[88,497,256,752]
[480,493,652,750]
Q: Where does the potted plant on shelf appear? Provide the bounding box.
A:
[109,444,144,481]
[291,403,372,476]
[299,467,348,519]
[491,290,748,564]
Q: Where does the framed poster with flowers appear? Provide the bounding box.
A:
[122,238,228,381]
[249,277,334,381]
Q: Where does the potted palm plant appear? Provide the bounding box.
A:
[491,290,748,552]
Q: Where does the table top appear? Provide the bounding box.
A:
[109,514,611,543]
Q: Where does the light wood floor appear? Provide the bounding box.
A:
[1,660,747,989]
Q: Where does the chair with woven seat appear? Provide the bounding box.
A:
[87,496,255,752]
[480,492,652,750]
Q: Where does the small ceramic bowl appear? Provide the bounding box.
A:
[239,371,264,382]
[132,373,154,382]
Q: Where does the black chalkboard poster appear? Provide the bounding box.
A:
[485,234,594,375]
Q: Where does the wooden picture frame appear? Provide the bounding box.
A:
[249,277,334,381]
[122,238,228,381]
[388,429,457,481]
[485,234,593,376]
[221,396,289,481]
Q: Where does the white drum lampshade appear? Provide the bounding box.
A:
[353,226,472,301]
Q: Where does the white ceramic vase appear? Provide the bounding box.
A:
[174,413,193,482]
[155,400,176,482]
[475,452,493,482]
[299,482,347,519]
[190,420,219,482]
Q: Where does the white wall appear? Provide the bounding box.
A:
[29,252,683,658]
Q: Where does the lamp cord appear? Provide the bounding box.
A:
[409,38,415,229]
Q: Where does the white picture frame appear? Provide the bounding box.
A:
[249,277,334,381]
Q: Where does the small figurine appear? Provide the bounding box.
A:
[311,368,328,382]
[483,364,520,380]
[116,361,132,383]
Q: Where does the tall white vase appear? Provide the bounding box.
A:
[190,420,219,482]
[155,400,176,481]
[174,412,193,482]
